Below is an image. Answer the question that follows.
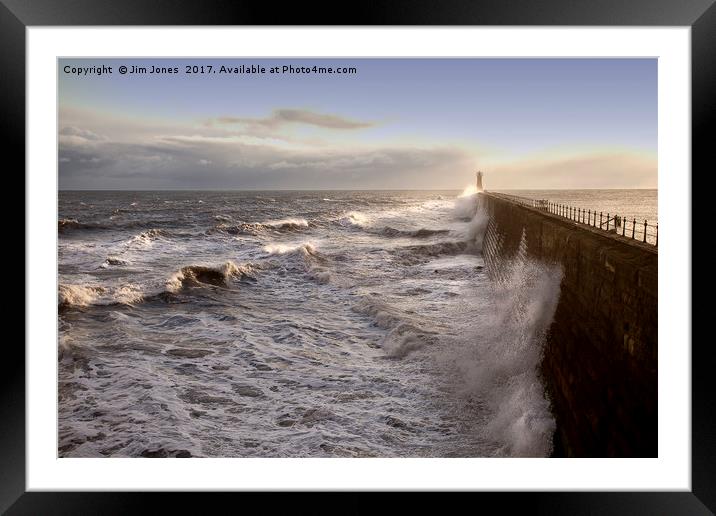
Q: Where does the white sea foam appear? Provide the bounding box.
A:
[338,211,370,227]
[263,241,316,256]
[58,284,104,307]
[453,192,479,220]
[441,244,563,457]
[114,283,145,305]
[465,200,489,251]
[459,184,478,198]
[127,228,169,248]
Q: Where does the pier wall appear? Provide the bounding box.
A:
[480,192,657,457]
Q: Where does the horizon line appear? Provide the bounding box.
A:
[58,187,658,192]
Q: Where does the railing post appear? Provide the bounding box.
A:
[622,217,626,236]
[606,213,610,231]
[599,212,603,228]
[655,224,658,246]
[643,220,648,243]
[632,218,636,239]
[587,210,591,225]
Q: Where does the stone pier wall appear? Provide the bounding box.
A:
[480,192,658,457]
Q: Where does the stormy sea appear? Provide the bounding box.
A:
[57,188,656,458]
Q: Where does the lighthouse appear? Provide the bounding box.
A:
[476,171,484,192]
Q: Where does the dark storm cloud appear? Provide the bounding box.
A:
[58,127,472,190]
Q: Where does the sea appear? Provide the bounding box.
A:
[58,188,657,458]
[498,189,657,226]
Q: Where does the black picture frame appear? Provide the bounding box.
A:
[5,0,713,513]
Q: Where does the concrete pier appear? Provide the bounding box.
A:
[479,191,657,457]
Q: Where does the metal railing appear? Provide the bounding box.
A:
[488,193,658,246]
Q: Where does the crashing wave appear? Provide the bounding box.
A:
[262,241,331,284]
[58,284,105,308]
[127,228,172,246]
[58,283,146,309]
[166,261,256,291]
[338,211,370,228]
[208,218,310,236]
[453,187,479,221]
[60,261,258,309]
[263,241,318,257]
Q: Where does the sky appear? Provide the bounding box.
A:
[58,58,657,190]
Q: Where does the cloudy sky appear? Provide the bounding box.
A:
[59,58,657,190]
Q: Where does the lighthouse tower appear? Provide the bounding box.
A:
[476,171,484,192]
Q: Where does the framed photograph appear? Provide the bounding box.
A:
[7,0,713,512]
